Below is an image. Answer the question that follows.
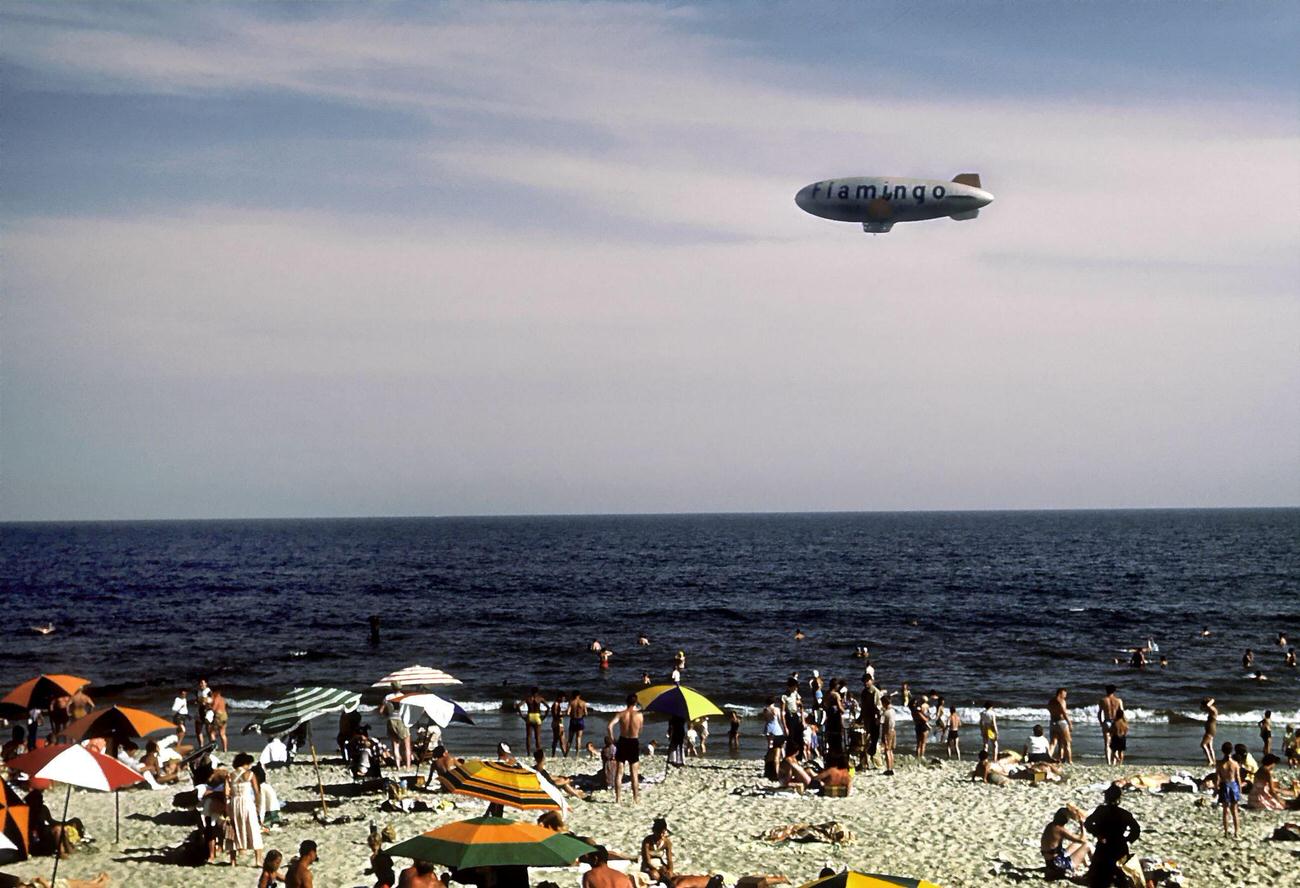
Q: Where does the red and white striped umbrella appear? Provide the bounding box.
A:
[373,665,461,688]
[7,743,145,884]
[6,743,144,792]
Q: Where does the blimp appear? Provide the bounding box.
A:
[795,173,993,233]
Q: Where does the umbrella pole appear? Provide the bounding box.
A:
[310,743,328,813]
[50,783,71,886]
[115,789,120,844]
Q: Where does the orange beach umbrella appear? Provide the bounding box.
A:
[0,782,29,857]
[64,705,172,745]
[0,674,90,716]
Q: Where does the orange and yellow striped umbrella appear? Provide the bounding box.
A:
[441,759,561,811]
[387,816,595,867]
[64,705,173,744]
[800,871,942,888]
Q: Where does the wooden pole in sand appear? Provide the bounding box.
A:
[115,789,120,843]
[311,744,328,813]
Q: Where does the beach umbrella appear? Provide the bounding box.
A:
[441,759,563,811]
[635,684,725,721]
[252,687,361,813]
[373,665,461,688]
[63,705,173,746]
[62,705,173,842]
[799,871,942,888]
[393,692,475,728]
[0,674,90,718]
[0,783,29,858]
[387,815,595,868]
[6,743,144,886]
[255,686,362,737]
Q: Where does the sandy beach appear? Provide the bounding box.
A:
[3,753,1298,888]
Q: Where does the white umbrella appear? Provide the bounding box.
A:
[393,692,474,728]
[373,665,461,688]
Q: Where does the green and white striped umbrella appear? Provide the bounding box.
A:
[257,687,361,737]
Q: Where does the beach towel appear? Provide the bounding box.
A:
[761,821,854,844]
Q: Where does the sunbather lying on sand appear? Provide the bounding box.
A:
[971,751,1010,786]
[25,874,111,888]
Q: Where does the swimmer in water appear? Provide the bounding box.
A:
[637,633,650,646]
[599,649,613,670]
[1242,648,1254,669]
[1286,648,1297,668]
[590,640,602,652]
[30,623,55,635]
[1159,655,1168,668]
[640,672,652,686]
[1279,632,1288,648]
[1200,628,1212,637]
[1251,670,1268,682]
[794,629,805,641]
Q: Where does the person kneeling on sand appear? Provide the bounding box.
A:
[1040,804,1091,881]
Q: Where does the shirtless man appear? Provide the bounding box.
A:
[210,688,229,752]
[398,859,445,888]
[1047,688,1073,763]
[567,691,588,757]
[522,687,546,755]
[285,840,318,888]
[1097,685,1123,765]
[583,846,634,888]
[67,686,95,722]
[609,693,644,803]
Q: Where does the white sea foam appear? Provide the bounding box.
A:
[227,698,275,711]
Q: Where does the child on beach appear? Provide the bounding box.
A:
[1214,741,1242,838]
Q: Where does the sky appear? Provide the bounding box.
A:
[2,1,1298,520]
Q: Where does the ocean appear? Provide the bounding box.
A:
[2,509,1297,763]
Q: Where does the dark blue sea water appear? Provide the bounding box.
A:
[2,510,1297,762]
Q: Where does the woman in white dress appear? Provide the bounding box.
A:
[225,752,264,867]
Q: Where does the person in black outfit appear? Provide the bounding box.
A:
[1083,784,1141,887]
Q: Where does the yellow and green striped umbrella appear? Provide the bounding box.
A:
[441,759,562,810]
[635,684,724,721]
[800,871,942,888]
[387,816,596,868]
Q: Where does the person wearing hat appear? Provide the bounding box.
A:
[640,818,674,883]
[286,840,318,888]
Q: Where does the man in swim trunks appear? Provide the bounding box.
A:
[1048,688,1072,763]
[1097,685,1123,765]
[567,691,588,757]
[67,686,95,723]
[1214,741,1241,837]
[609,693,643,803]
[522,687,546,756]
[210,687,229,752]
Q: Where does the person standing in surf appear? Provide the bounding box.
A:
[1097,686,1123,765]
[1048,688,1073,763]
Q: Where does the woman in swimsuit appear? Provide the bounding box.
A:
[1200,698,1218,766]
[640,818,674,883]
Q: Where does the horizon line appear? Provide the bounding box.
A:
[3,503,1298,526]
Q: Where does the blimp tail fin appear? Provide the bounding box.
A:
[952,173,982,188]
